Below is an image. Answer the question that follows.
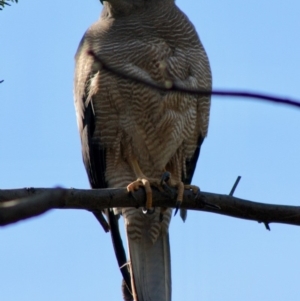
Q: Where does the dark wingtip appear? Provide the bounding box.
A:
[180,208,187,222]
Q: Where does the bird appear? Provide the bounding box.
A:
[73,0,211,300]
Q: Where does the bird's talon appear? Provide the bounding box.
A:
[174,200,181,216]
[160,171,171,185]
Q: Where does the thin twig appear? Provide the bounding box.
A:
[229,176,242,196]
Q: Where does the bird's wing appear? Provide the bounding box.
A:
[74,37,106,188]
[184,135,204,185]
[74,36,132,299]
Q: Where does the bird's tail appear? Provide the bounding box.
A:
[122,207,172,301]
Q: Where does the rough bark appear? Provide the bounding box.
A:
[1,187,299,230]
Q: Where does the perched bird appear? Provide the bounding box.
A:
[74,0,211,300]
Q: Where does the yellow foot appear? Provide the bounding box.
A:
[174,184,200,216]
[184,184,201,195]
[127,178,162,213]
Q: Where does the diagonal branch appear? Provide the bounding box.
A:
[87,50,300,109]
[1,187,300,230]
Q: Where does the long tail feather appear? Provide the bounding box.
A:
[123,208,172,301]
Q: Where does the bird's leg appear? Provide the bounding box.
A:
[175,184,201,215]
[127,158,162,213]
[162,169,200,216]
[156,170,185,220]
[159,171,177,222]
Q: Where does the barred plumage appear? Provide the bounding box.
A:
[74,1,211,300]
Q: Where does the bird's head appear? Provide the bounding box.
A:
[99,0,152,16]
[100,0,142,3]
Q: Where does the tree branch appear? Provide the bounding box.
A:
[0,188,65,225]
[1,187,300,229]
[88,50,300,109]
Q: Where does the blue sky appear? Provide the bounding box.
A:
[1,1,300,300]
